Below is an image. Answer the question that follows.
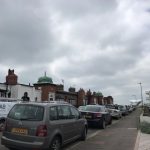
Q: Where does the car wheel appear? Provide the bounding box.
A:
[100,119,106,129]
[50,136,61,150]
[116,116,119,120]
[108,118,112,124]
[80,127,87,141]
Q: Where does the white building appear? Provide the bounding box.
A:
[0,69,41,101]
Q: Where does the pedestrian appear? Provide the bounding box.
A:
[22,92,30,102]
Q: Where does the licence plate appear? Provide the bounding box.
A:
[11,128,28,135]
[86,115,91,119]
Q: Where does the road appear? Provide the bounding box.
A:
[0,109,141,150]
[64,108,141,150]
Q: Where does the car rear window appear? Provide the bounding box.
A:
[78,106,86,111]
[8,104,44,121]
[85,105,101,112]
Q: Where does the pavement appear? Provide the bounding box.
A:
[134,113,150,150]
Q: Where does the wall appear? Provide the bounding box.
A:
[9,84,41,101]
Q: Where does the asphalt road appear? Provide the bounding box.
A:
[65,108,141,150]
[0,109,141,150]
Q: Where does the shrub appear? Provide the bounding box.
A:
[140,121,150,134]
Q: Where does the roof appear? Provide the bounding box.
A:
[15,101,71,107]
[37,73,53,84]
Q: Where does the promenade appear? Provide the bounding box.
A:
[135,114,150,150]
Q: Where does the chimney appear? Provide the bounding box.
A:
[6,69,18,85]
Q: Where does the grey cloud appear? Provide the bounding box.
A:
[50,0,118,18]
[0,0,55,65]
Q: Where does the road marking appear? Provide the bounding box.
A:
[87,130,102,140]
[128,128,137,130]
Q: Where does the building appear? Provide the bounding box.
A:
[0,69,41,101]
[86,90,104,105]
[34,73,85,107]
[103,96,114,104]
[0,69,114,106]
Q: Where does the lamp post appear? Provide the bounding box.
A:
[138,82,143,108]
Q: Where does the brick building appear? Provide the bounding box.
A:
[86,89,104,105]
[103,96,114,104]
[0,69,114,107]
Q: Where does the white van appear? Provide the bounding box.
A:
[0,98,21,130]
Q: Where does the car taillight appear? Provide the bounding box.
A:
[94,113,102,118]
[4,121,7,131]
[0,120,7,132]
[36,125,47,137]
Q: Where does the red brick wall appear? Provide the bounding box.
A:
[78,89,85,106]
[6,69,18,85]
[34,84,57,101]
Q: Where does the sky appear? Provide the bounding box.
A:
[0,0,150,105]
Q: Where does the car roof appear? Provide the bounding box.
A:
[16,101,72,107]
[0,98,21,102]
[86,105,105,108]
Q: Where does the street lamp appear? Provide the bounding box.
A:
[138,82,144,108]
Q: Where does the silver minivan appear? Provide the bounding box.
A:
[1,101,88,150]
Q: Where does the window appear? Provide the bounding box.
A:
[58,105,71,120]
[49,106,58,121]
[8,104,44,121]
[100,106,106,112]
[85,105,101,112]
[70,107,80,119]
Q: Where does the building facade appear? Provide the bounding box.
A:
[0,69,114,106]
[0,69,41,101]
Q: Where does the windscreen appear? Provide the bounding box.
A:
[78,106,86,111]
[85,105,101,112]
[8,104,44,121]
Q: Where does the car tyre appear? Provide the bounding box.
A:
[80,127,87,141]
[50,136,61,150]
[100,119,106,129]
[108,118,112,125]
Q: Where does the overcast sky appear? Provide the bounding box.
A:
[0,0,150,104]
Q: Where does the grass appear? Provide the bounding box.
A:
[140,121,150,134]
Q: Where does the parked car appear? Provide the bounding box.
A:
[80,105,112,129]
[78,105,86,111]
[1,101,88,150]
[118,105,129,116]
[105,104,122,119]
[0,98,21,131]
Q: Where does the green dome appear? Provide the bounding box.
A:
[37,74,53,84]
[96,92,103,96]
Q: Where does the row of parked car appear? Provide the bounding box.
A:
[0,98,136,150]
[78,104,136,129]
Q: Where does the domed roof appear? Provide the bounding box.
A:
[95,92,103,96]
[37,72,53,84]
